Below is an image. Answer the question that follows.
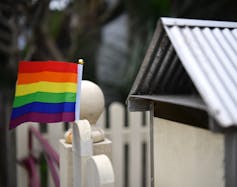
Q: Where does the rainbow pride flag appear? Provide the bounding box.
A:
[10,61,83,129]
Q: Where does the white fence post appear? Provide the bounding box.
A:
[72,120,93,187]
[60,119,114,187]
[129,111,143,187]
[17,102,150,187]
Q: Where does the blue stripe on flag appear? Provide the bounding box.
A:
[11,102,75,119]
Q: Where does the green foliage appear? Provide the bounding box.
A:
[39,153,48,187]
[150,0,171,16]
[48,11,64,39]
[126,0,171,20]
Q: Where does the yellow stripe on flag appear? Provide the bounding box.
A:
[15,82,77,96]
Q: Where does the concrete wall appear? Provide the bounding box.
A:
[153,118,225,187]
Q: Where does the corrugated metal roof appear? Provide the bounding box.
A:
[128,17,237,128]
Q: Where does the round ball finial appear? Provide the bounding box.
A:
[78,59,85,65]
[80,80,105,125]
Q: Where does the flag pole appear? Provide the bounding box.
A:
[73,58,83,187]
[75,59,84,121]
[73,59,92,187]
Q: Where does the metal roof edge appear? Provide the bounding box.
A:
[126,21,164,107]
[161,17,237,28]
[127,20,164,97]
[129,94,206,111]
[128,96,151,112]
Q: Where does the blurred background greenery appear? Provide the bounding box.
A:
[0,0,237,186]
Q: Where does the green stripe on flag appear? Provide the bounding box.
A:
[13,92,77,108]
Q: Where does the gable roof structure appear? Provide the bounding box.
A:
[128,17,237,128]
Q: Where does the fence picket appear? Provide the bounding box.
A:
[17,123,31,187]
[145,111,151,187]
[17,123,40,187]
[48,123,65,187]
[110,102,125,187]
[47,123,65,152]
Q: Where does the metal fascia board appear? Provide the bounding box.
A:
[129,95,206,111]
[161,17,237,28]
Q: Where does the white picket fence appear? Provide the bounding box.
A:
[16,102,150,187]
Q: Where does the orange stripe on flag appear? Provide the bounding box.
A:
[18,71,77,84]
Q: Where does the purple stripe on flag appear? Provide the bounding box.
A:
[10,112,75,129]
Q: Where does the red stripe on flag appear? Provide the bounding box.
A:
[18,61,78,73]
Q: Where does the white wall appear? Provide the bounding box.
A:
[153,118,225,187]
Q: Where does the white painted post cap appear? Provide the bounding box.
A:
[80,80,105,125]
